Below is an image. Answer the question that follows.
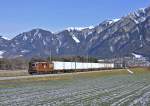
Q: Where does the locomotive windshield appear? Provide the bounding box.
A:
[32,64,36,67]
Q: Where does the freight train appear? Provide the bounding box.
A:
[28,60,114,74]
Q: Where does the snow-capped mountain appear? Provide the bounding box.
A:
[1,6,150,59]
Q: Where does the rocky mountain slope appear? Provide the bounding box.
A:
[1,6,150,59]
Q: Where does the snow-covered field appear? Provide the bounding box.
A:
[0,68,150,106]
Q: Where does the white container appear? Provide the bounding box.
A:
[53,61,114,70]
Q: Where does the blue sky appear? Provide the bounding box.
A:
[0,0,150,39]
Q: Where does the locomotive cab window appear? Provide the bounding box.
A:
[32,64,36,67]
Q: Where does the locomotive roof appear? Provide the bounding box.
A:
[29,58,50,63]
[33,62,50,64]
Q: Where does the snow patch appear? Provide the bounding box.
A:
[134,8,145,17]
[130,11,146,24]
[126,68,134,74]
[140,17,146,22]
[133,18,139,24]
[72,35,80,43]
[23,35,27,40]
[88,26,94,29]
[139,8,146,14]
[108,18,120,24]
[136,27,140,33]
[132,53,143,58]
[103,34,109,40]
[113,18,120,22]
[140,43,143,48]
[34,29,40,36]
[43,40,46,45]
[134,12,140,17]
[67,26,94,31]
[21,50,29,53]
[38,33,42,38]
[1,36,10,40]
[56,47,59,54]
[88,31,93,35]
[110,46,114,52]
[139,35,143,47]
[0,51,5,58]
[31,39,33,42]
[58,39,62,46]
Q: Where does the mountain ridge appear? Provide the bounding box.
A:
[0,6,150,59]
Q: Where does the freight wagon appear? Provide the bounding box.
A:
[28,61,114,74]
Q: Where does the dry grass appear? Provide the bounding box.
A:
[75,69,129,78]
[0,68,150,83]
[0,70,29,77]
[130,67,150,74]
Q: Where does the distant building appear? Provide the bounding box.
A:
[102,56,150,68]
